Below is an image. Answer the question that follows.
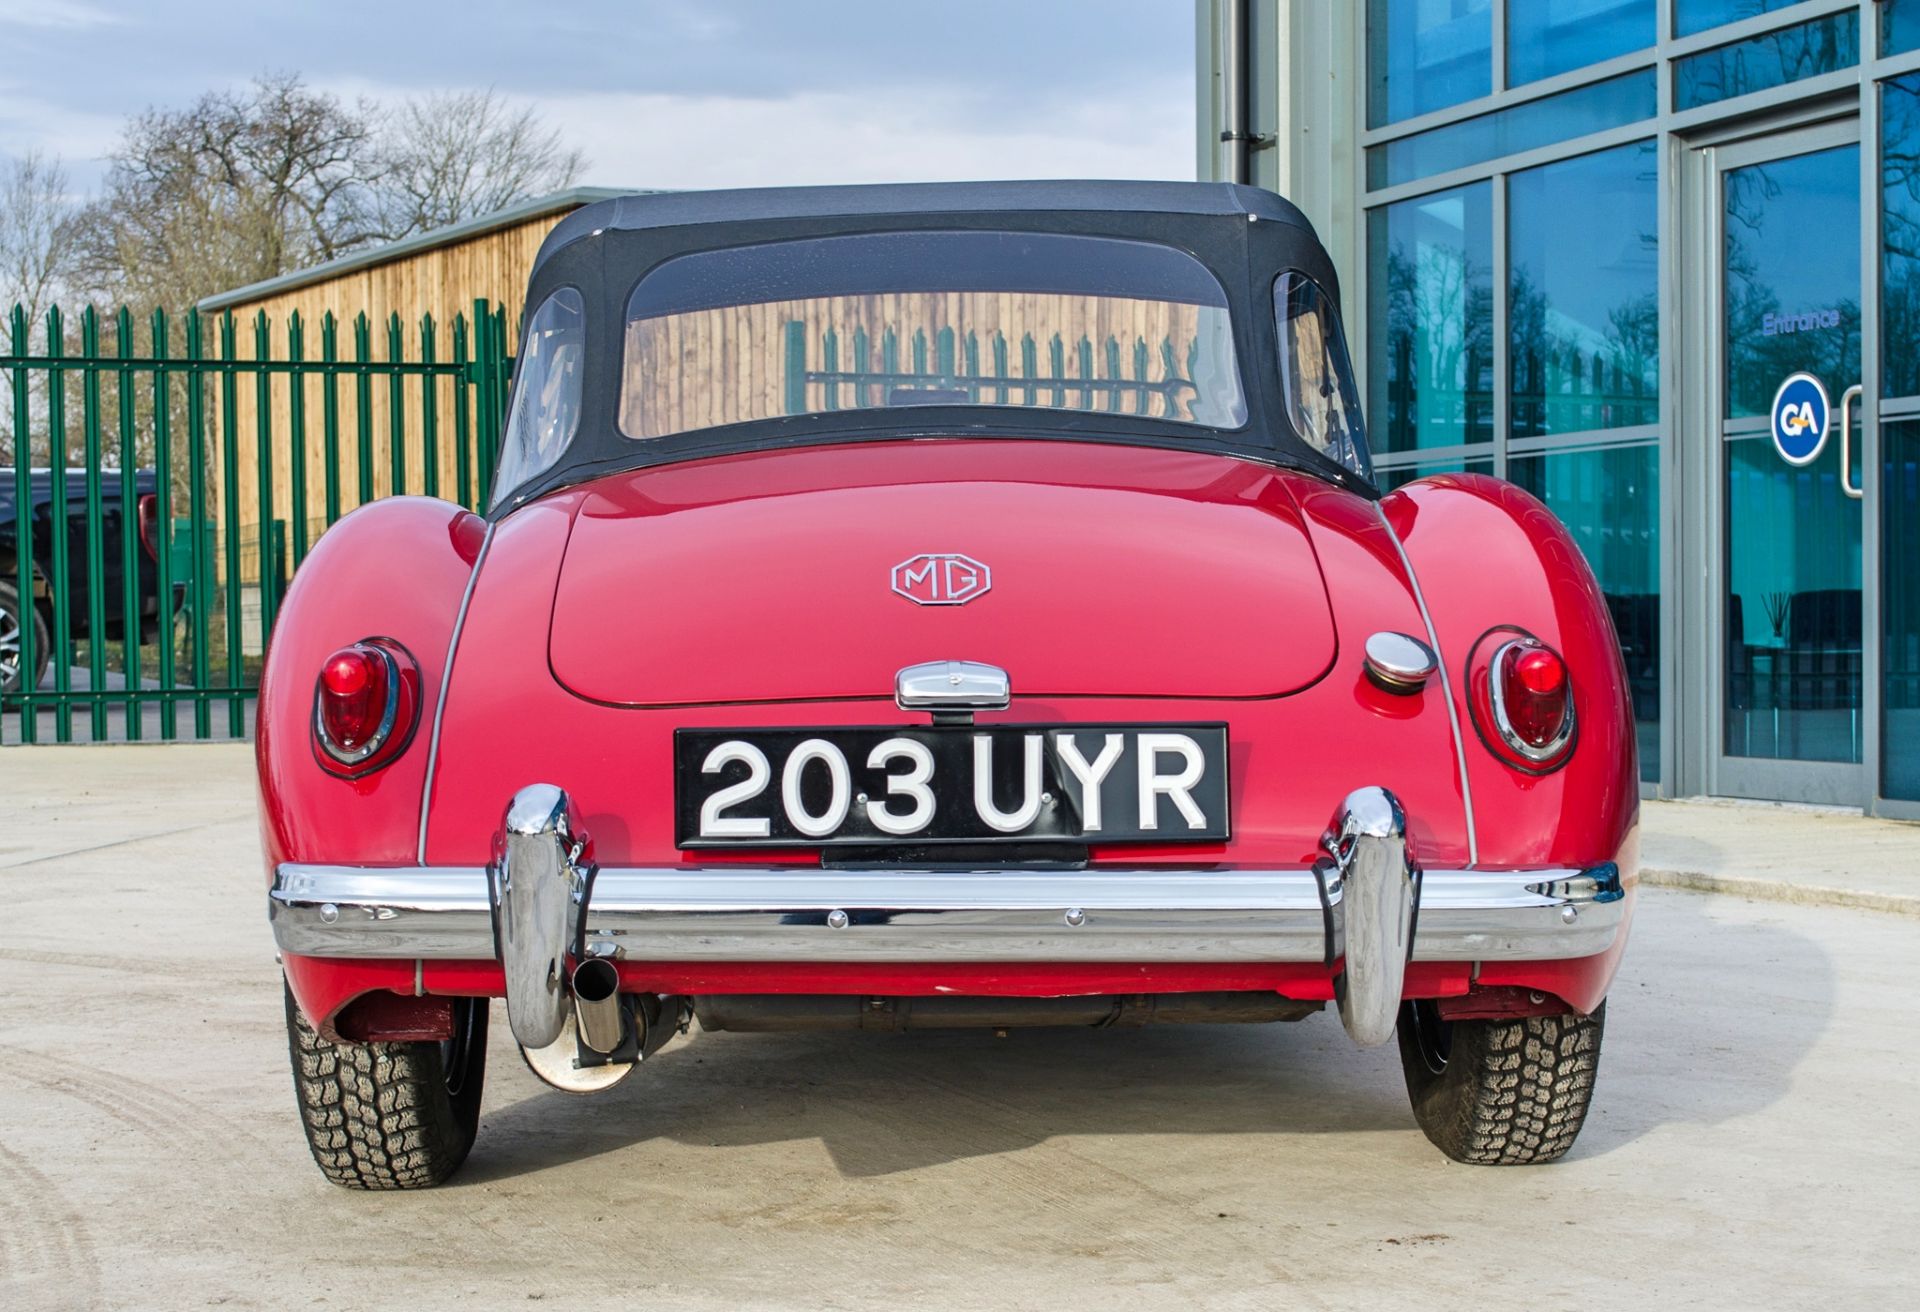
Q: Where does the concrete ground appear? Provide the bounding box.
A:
[2,745,1918,1310]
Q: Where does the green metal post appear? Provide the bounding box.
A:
[219,313,244,736]
[387,312,406,497]
[851,327,870,409]
[253,311,276,645]
[321,312,341,526]
[151,309,176,739]
[287,312,309,563]
[46,307,73,742]
[185,311,210,738]
[354,313,373,505]
[115,308,142,737]
[821,329,839,411]
[936,326,955,382]
[472,300,502,500]
[783,320,807,415]
[80,308,106,739]
[7,305,33,742]
[420,314,440,499]
[483,301,508,498]
[452,313,472,508]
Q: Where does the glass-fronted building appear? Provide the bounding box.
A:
[1197,0,1920,815]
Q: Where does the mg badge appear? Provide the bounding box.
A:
[892,553,992,606]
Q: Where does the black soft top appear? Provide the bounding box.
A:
[534,180,1318,272]
[500,180,1368,513]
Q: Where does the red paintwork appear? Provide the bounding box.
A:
[260,442,1636,1029]
[550,442,1337,704]
[1383,473,1641,1014]
[256,497,485,874]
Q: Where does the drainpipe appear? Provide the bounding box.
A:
[1219,0,1250,184]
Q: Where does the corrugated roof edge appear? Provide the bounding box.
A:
[197,186,661,311]
[531,179,1315,278]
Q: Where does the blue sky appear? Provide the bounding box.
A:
[0,1,1197,192]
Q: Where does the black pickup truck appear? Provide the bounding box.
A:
[0,467,181,692]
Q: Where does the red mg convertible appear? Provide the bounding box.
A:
[260,181,1636,1188]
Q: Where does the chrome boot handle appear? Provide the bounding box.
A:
[1840,383,1864,501]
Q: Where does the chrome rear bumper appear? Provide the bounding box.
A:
[270,783,1628,1049]
[270,786,1625,964]
[270,858,1625,964]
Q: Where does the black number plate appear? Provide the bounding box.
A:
[674,724,1229,848]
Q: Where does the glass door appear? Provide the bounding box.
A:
[1705,121,1867,804]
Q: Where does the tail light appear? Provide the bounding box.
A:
[137,494,160,561]
[1468,631,1576,772]
[312,639,421,777]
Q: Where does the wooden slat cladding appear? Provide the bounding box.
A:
[210,214,561,567]
[219,215,557,337]
[622,293,1214,439]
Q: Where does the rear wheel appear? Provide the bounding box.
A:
[1396,998,1605,1165]
[0,579,50,694]
[283,983,488,1189]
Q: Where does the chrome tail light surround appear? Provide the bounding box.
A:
[312,638,422,778]
[1466,628,1577,774]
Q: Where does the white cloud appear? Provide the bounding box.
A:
[0,0,118,29]
[526,86,1193,190]
[0,85,123,170]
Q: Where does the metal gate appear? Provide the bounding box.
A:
[2,301,512,744]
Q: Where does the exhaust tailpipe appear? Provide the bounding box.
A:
[571,957,628,1055]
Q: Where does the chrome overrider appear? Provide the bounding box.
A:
[269,783,1629,1049]
[489,784,591,1050]
[1323,787,1414,1047]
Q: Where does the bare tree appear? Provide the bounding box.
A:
[2,151,81,459]
[1,151,78,333]
[71,73,382,313]
[372,89,586,237]
[68,77,589,313]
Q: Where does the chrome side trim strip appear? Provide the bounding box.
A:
[268,861,1624,965]
[1374,502,1479,866]
[415,521,495,864]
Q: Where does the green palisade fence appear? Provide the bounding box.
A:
[783,322,1202,418]
[1,300,513,744]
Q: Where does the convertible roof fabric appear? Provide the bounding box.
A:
[495,179,1368,515]
[533,180,1315,276]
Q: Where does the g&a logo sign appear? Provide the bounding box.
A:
[1771,372,1830,466]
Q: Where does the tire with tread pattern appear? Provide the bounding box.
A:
[1396,999,1604,1165]
[283,982,487,1189]
[0,579,51,695]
